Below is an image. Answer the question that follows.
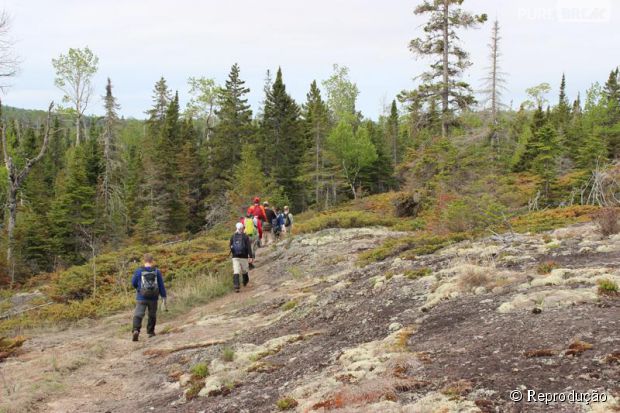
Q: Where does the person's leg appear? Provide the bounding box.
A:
[241,258,250,287]
[146,300,158,336]
[232,258,241,292]
[132,301,147,340]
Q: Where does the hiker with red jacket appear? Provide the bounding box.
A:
[247,197,267,244]
[131,253,167,341]
[230,222,252,292]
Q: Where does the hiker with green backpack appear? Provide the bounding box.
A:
[241,212,259,269]
[131,253,167,341]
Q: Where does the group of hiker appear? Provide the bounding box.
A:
[130,197,294,341]
[231,197,294,292]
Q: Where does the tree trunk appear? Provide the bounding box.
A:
[441,0,450,138]
[315,128,320,207]
[76,112,81,145]
[6,186,16,286]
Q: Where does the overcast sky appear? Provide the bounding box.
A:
[0,0,617,119]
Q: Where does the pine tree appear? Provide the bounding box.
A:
[101,78,123,239]
[386,100,400,164]
[48,145,98,265]
[152,92,188,233]
[531,122,559,202]
[360,120,396,194]
[178,117,205,232]
[301,80,330,208]
[206,63,253,199]
[554,74,571,135]
[512,105,547,171]
[259,68,305,209]
[408,0,487,137]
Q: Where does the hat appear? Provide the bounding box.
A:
[263,201,269,206]
[236,222,244,231]
[253,197,260,204]
[284,206,289,211]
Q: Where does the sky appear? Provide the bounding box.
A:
[0,0,617,119]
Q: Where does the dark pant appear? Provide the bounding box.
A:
[233,273,249,289]
[133,300,158,334]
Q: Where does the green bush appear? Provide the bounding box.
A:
[276,396,299,410]
[190,362,209,378]
[597,279,619,295]
[221,346,235,362]
[441,195,507,233]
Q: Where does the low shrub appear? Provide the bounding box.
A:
[221,346,235,362]
[510,205,597,233]
[276,396,299,410]
[597,278,619,296]
[441,195,507,233]
[281,300,297,311]
[404,268,432,280]
[190,362,209,378]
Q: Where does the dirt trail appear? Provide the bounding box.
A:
[2,242,304,413]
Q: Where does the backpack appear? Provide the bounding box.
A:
[140,269,159,298]
[232,233,245,256]
[272,217,281,234]
[244,218,255,236]
[285,213,291,227]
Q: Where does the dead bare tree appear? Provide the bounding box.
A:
[480,19,508,148]
[78,224,100,298]
[1,102,54,286]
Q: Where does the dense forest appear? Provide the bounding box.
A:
[1,0,619,286]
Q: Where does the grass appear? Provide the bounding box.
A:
[404,268,432,280]
[276,396,299,410]
[510,205,597,234]
[357,233,470,266]
[0,335,26,361]
[281,300,297,311]
[221,346,235,362]
[190,362,209,378]
[597,278,619,296]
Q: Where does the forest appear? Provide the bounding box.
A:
[1,0,619,288]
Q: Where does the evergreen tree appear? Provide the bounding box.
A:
[48,146,98,265]
[101,78,123,239]
[554,74,571,137]
[178,117,205,232]
[152,92,188,233]
[259,68,305,209]
[206,63,253,199]
[512,105,547,171]
[386,100,400,164]
[408,0,487,137]
[531,122,559,202]
[301,80,330,208]
[360,120,396,194]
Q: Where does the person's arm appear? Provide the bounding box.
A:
[132,269,140,290]
[157,269,167,298]
[244,235,251,258]
[229,236,234,252]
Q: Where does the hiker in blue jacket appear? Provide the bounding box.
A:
[131,253,167,341]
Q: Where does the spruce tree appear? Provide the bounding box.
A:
[531,122,559,202]
[206,63,253,199]
[101,78,123,239]
[408,0,487,137]
[152,92,188,233]
[554,74,571,135]
[259,68,305,209]
[178,117,205,232]
[386,100,400,164]
[301,80,330,208]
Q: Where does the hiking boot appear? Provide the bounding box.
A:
[242,273,249,287]
[249,263,255,270]
[148,332,156,338]
[234,288,240,293]
[132,330,139,342]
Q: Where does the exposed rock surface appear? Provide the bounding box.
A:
[2,223,619,412]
